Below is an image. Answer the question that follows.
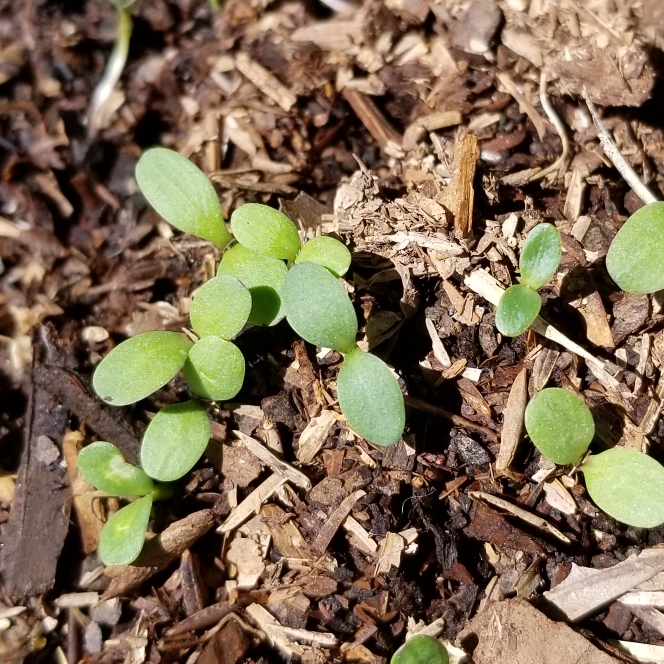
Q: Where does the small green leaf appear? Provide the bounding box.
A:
[190,275,252,340]
[606,202,664,294]
[282,262,358,353]
[337,348,404,446]
[93,332,193,406]
[391,635,449,664]
[582,447,664,528]
[217,244,288,326]
[183,336,245,401]
[519,223,562,290]
[295,236,352,277]
[495,284,541,337]
[524,387,594,465]
[135,148,231,248]
[230,203,301,261]
[99,495,152,566]
[140,400,210,482]
[78,442,154,496]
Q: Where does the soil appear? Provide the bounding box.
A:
[2,0,664,663]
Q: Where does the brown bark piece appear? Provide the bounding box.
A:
[457,598,620,664]
[611,293,649,345]
[578,292,615,349]
[445,134,479,243]
[496,366,527,477]
[1,358,71,599]
[197,618,249,664]
[261,504,311,560]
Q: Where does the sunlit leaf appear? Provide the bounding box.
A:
[606,202,664,294]
[230,203,300,261]
[135,148,231,248]
[183,336,245,401]
[391,635,449,664]
[78,442,154,496]
[295,236,352,277]
[524,387,594,465]
[519,223,562,290]
[282,262,358,353]
[495,284,541,337]
[582,447,664,528]
[98,495,152,566]
[217,243,288,326]
[93,331,192,406]
[337,348,404,446]
[140,400,210,482]
[190,275,252,340]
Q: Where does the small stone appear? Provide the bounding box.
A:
[449,0,503,55]
[451,435,491,466]
[84,621,103,654]
[80,326,110,344]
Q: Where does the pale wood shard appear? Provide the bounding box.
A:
[341,89,403,157]
[234,53,297,112]
[469,491,571,544]
[312,490,366,555]
[226,536,265,590]
[544,549,664,622]
[234,431,311,490]
[425,317,452,368]
[542,479,577,516]
[613,640,664,663]
[445,134,479,242]
[342,516,378,557]
[496,366,528,476]
[218,474,286,534]
[297,410,338,464]
[403,110,463,150]
[577,291,615,349]
[496,72,547,140]
[619,591,664,609]
[375,532,405,576]
[260,504,311,560]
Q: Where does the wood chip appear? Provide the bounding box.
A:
[444,134,479,242]
[496,366,528,476]
[375,532,405,576]
[425,317,452,368]
[261,504,311,560]
[218,474,287,534]
[496,72,547,141]
[342,516,378,557]
[234,431,311,490]
[234,53,296,112]
[312,490,365,555]
[578,291,615,349]
[297,410,337,464]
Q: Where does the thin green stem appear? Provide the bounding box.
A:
[208,0,220,11]
[151,482,175,501]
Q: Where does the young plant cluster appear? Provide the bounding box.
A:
[495,223,562,337]
[390,635,449,664]
[78,148,405,565]
[525,387,664,528]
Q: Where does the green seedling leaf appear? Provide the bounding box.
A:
[230,203,300,261]
[190,275,252,340]
[582,447,664,528]
[606,202,664,294]
[135,148,231,248]
[391,635,449,664]
[93,331,193,406]
[337,348,405,446]
[525,387,594,465]
[519,223,562,290]
[78,442,154,496]
[495,284,541,337]
[282,262,358,353]
[183,336,245,401]
[140,400,210,482]
[217,243,288,326]
[98,495,152,566]
[295,236,352,277]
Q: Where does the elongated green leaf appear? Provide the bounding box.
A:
[582,447,664,528]
[391,635,449,664]
[282,262,358,353]
[337,348,404,446]
[524,388,594,464]
[495,284,541,337]
[93,332,193,406]
[135,148,231,248]
[190,275,251,340]
[78,442,154,496]
[99,495,152,566]
[217,244,288,326]
[606,202,664,294]
[519,223,562,290]
[295,236,351,277]
[183,337,245,401]
[140,400,210,481]
[230,203,300,261]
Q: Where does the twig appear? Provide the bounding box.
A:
[584,92,658,205]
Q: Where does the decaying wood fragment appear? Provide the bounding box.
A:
[375,532,404,576]
[166,602,238,636]
[444,134,479,243]
[103,509,216,599]
[544,548,664,622]
[297,410,337,464]
[496,366,528,478]
[312,490,365,554]
[261,504,311,560]
[234,53,296,112]
[343,516,378,557]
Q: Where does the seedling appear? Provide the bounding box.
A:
[81,148,407,565]
[524,387,664,528]
[391,635,449,664]
[495,223,562,337]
